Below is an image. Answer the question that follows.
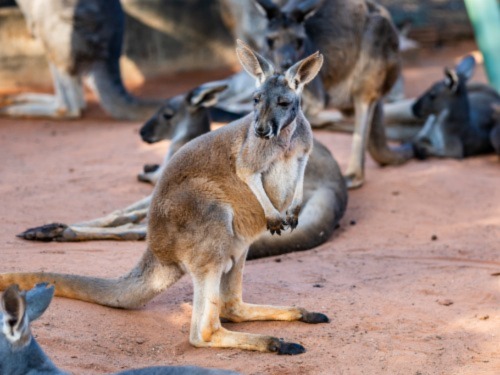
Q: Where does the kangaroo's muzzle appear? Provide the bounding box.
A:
[254,123,274,139]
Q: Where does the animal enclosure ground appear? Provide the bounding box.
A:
[0,41,499,374]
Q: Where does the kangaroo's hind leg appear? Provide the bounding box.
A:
[219,248,329,324]
[188,260,306,355]
[343,98,376,189]
[0,63,83,118]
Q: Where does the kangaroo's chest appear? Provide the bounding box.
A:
[262,153,301,212]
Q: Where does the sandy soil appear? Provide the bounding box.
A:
[1,41,499,375]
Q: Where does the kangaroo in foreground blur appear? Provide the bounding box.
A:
[0,0,160,120]
[18,82,347,260]
[2,42,330,354]
[0,284,239,374]
[411,55,500,159]
[221,0,413,188]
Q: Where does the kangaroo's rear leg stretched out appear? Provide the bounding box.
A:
[3,41,330,354]
[17,82,347,256]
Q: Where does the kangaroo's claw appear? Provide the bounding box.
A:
[17,223,68,242]
[266,216,286,235]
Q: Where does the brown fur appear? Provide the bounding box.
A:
[0,43,330,354]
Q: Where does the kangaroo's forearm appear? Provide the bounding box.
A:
[289,155,309,210]
[238,170,279,217]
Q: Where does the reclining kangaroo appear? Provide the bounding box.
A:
[411,55,500,158]
[251,0,414,188]
[18,82,347,260]
[0,283,239,374]
[1,42,330,354]
[0,0,160,120]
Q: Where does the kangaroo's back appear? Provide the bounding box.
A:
[148,116,269,248]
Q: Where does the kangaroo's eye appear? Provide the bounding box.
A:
[253,96,261,105]
[266,37,275,49]
[278,100,291,107]
[162,111,173,120]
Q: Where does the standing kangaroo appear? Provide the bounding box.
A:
[1,42,330,354]
[0,283,239,374]
[17,82,347,259]
[250,0,412,188]
[0,0,160,120]
[411,55,500,159]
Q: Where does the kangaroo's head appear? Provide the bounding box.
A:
[1,283,54,356]
[139,82,228,144]
[412,55,475,118]
[236,39,323,139]
[253,0,324,71]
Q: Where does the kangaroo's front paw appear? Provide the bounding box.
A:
[285,205,301,231]
[266,215,286,236]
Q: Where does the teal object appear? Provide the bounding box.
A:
[464,0,500,91]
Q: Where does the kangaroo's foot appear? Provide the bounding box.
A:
[221,301,329,324]
[343,173,364,190]
[190,327,306,355]
[17,223,68,242]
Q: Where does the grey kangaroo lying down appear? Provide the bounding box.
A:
[18,81,347,260]
[411,55,500,159]
[0,284,239,374]
[2,43,332,354]
[0,0,162,120]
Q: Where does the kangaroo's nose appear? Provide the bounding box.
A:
[255,124,271,138]
[140,124,156,143]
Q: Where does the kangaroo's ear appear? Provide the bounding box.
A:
[444,67,459,93]
[1,284,27,342]
[236,39,275,86]
[253,0,280,20]
[187,82,229,108]
[285,51,323,91]
[455,55,476,82]
[25,283,54,322]
[291,0,324,23]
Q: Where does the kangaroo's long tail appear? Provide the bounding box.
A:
[0,249,183,309]
[86,60,163,121]
[248,140,348,259]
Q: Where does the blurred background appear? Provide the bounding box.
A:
[0,0,479,89]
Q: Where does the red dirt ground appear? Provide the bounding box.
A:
[1,41,499,374]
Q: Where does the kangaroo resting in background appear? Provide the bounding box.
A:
[0,283,239,374]
[249,0,413,188]
[0,0,162,120]
[411,55,500,159]
[2,42,331,354]
[18,82,347,260]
